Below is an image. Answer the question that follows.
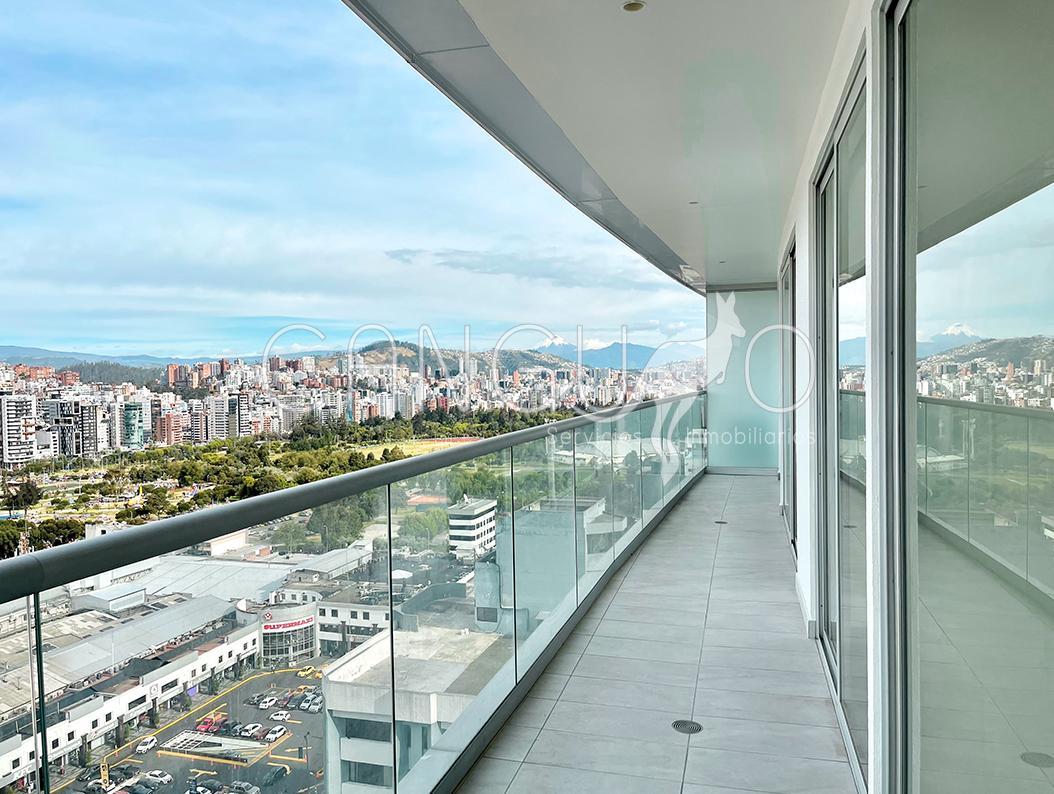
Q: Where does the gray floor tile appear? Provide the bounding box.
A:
[700,645,822,674]
[696,665,830,698]
[544,699,688,745]
[693,688,839,728]
[690,715,848,761]
[595,618,705,646]
[529,673,569,700]
[684,747,855,792]
[573,652,699,687]
[587,634,702,664]
[507,762,681,794]
[484,725,540,762]
[561,674,695,713]
[525,729,686,781]
[456,757,520,793]
[506,696,556,729]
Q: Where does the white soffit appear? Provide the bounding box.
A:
[344,0,848,288]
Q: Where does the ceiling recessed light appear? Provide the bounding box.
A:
[688,200,699,205]
[718,260,727,264]
[622,1,646,11]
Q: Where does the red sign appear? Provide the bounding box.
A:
[263,615,314,632]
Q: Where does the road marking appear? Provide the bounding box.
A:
[157,749,248,767]
[125,758,143,764]
[269,753,307,765]
[287,719,303,724]
[190,768,217,778]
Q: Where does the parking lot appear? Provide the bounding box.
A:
[58,667,328,794]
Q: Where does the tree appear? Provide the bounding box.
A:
[274,521,307,553]
[3,479,42,512]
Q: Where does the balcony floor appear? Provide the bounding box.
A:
[457,474,856,793]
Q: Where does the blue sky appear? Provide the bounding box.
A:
[0,1,707,359]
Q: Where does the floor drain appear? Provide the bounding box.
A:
[672,719,703,735]
[1022,752,1054,768]
[714,520,728,525]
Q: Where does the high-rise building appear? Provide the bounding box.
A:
[0,394,37,469]
[121,401,144,450]
[228,392,251,438]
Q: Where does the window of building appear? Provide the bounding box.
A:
[67,731,74,741]
[91,719,98,730]
[342,716,391,743]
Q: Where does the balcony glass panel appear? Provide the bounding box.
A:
[511,433,577,672]
[612,408,644,558]
[389,453,513,791]
[0,595,47,793]
[574,420,616,599]
[639,405,664,522]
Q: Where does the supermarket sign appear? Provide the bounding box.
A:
[262,615,315,632]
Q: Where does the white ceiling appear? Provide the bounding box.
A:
[457,0,849,286]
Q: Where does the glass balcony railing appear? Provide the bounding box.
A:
[839,390,1054,598]
[0,392,706,794]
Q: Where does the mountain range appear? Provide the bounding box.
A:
[0,338,706,374]
[840,323,985,366]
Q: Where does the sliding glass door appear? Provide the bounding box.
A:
[900,1,1054,791]
[818,82,868,781]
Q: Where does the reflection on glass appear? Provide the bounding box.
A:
[836,91,868,771]
[908,0,1054,790]
[389,455,513,790]
[511,433,578,671]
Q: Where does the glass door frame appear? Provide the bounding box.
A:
[778,244,797,555]
[813,58,869,793]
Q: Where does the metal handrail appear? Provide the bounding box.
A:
[838,388,1054,421]
[0,390,704,603]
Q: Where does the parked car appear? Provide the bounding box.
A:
[265,725,288,743]
[230,782,260,794]
[307,699,323,714]
[297,695,316,711]
[223,721,242,736]
[112,765,136,781]
[84,782,108,794]
[198,781,224,793]
[278,692,294,707]
[269,710,291,722]
[145,772,174,785]
[239,722,262,738]
[78,766,101,782]
[135,736,158,754]
[251,725,270,741]
[208,717,227,734]
[296,666,316,679]
[245,693,263,705]
[257,696,277,710]
[262,767,287,787]
[130,784,154,794]
[136,778,160,791]
[182,787,210,794]
[195,717,214,732]
[286,695,305,710]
